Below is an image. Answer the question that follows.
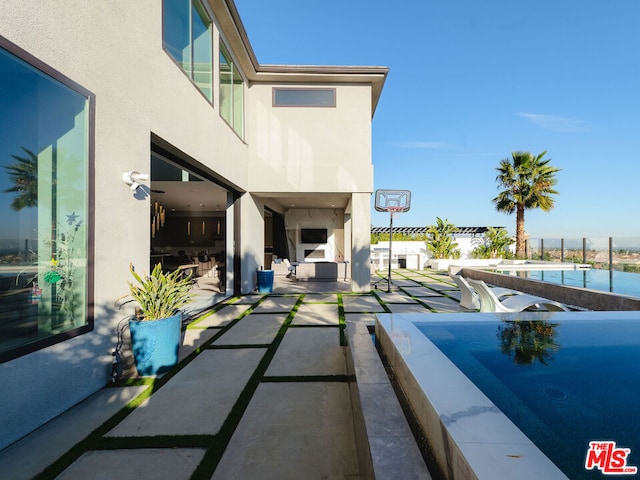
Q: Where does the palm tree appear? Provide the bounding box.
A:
[3,147,38,210]
[493,151,560,258]
[425,217,459,259]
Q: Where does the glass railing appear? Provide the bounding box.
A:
[526,236,640,273]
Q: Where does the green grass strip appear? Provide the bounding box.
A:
[188,294,305,479]
[34,296,270,478]
[371,291,392,313]
[337,293,347,346]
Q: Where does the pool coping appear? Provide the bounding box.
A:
[376,312,570,480]
[345,318,432,479]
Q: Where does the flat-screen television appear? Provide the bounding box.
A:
[301,228,327,244]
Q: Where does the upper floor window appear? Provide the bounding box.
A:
[273,88,336,107]
[163,0,213,102]
[219,41,244,138]
[0,38,93,363]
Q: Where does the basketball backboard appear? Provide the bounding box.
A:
[374,189,411,213]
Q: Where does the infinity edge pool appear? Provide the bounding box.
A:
[375,312,569,480]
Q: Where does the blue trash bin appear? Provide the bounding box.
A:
[256,269,274,293]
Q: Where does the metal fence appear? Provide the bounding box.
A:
[526,236,640,272]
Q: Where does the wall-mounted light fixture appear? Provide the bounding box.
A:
[122,171,149,191]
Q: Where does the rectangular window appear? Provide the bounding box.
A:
[0,38,93,363]
[219,41,244,138]
[273,88,336,107]
[163,0,213,102]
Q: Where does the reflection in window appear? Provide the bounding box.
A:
[219,41,244,138]
[163,0,213,101]
[0,41,91,362]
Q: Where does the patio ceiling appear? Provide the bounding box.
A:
[258,192,352,210]
[152,183,352,213]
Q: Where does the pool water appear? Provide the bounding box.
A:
[501,268,640,299]
[417,313,640,479]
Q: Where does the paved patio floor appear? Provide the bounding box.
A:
[0,270,465,479]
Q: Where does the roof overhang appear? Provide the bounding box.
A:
[211,0,389,116]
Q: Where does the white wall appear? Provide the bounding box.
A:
[371,236,489,271]
[246,84,373,194]
[284,209,346,263]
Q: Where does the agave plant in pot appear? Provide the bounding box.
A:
[126,263,193,376]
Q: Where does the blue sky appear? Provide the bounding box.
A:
[234,0,640,240]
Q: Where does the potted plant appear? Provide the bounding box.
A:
[126,263,193,376]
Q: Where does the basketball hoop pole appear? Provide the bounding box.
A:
[373,189,411,293]
[374,206,403,292]
[386,208,395,292]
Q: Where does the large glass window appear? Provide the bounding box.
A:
[219,41,244,138]
[163,0,213,101]
[0,39,92,362]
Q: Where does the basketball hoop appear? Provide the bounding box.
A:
[386,205,405,218]
[375,190,411,213]
[374,189,412,292]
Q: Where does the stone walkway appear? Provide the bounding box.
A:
[0,270,464,479]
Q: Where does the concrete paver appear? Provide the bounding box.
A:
[385,279,422,287]
[251,295,300,313]
[401,286,445,297]
[180,328,219,360]
[386,303,435,313]
[232,294,264,304]
[192,304,251,327]
[106,348,266,437]
[213,313,286,345]
[344,313,378,325]
[292,303,339,325]
[375,291,419,304]
[58,448,206,480]
[212,382,359,480]
[302,293,338,303]
[420,295,466,312]
[422,282,457,292]
[266,328,346,376]
[342,295,386,312]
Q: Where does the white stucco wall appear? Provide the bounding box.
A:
[246,83,373,193]
[0,0,253,449]
[0,0,381,448]
[350,193,372,292]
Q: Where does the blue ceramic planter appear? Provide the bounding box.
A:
[128,312,181,376]
[256,269,274,293]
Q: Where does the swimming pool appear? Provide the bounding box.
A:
[376,312,640,480]
[499,268,640,299]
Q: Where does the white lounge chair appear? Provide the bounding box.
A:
[450,275,522,310]
[466,278,569,313]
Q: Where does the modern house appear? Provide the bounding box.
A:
[0,0,387,449]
